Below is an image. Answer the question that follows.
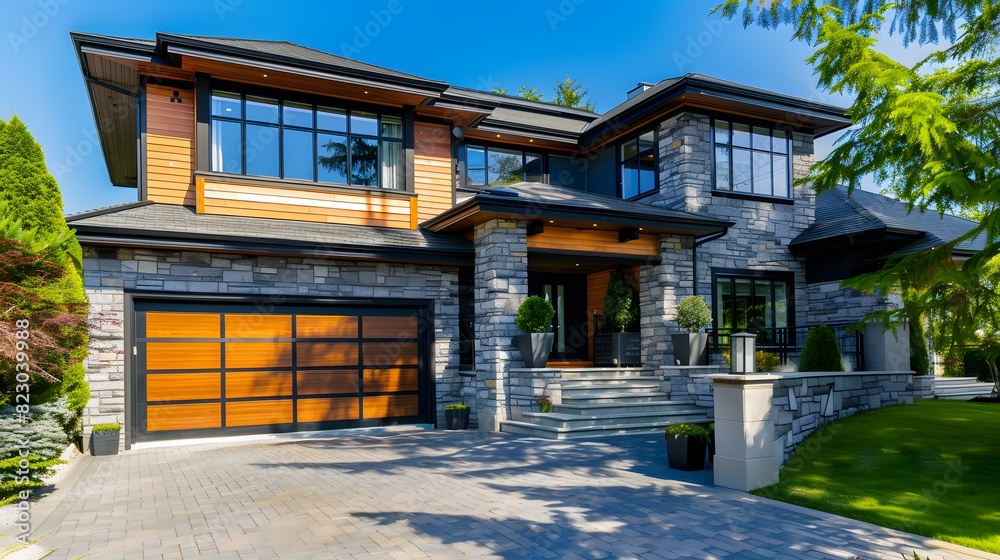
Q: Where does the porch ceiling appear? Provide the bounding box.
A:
[527,253,655,274]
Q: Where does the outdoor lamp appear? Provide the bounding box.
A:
[730,332,756,374]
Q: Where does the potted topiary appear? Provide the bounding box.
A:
[90,423,120,456]
[515,295,556,368]
[444,403,470,430]
[597,269,641,366]
[672,296,712,366]
[665,423,711,471]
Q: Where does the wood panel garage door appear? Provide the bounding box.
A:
[133,301,430,441]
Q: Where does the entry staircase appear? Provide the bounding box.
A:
[934,376,998,400]
[500,367,712,439]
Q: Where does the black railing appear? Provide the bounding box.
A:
[707,323,865,371]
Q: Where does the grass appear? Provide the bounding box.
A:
[752,400,1000,554]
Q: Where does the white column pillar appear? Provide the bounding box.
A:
[712,374,780,492]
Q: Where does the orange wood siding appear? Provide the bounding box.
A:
[146,85,196,206]
[363,395,419,418]
[587,271,611,362]
[297,397,360,422]
[147,403,221,431]
[198,176,415,229]
[413,122,453,222]
[527,228,661,257]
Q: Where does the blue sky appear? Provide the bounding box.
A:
[0,0,932,214]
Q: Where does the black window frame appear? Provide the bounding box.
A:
[617,126,658,200]
[459,143,545,187]
[710,117,792,201]
[208,86,404,190]
[710,269,795,343]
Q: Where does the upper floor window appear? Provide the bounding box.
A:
[465,145,542,186]
[210,90,403,189]
[619,129,656,199]
[712,119,790,198]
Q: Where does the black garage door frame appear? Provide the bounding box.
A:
[123,291,437,449]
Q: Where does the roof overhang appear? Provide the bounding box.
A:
[423,188,732,238]
[581,75,851,149]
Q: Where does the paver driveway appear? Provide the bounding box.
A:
[7,429,997,559]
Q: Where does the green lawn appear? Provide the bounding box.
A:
[752,400,1000,554]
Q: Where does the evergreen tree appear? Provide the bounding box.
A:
[0,116,89,428]
[553,77,596,112]
[716,1,1000,352]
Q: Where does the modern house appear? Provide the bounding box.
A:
[70,31,928,448]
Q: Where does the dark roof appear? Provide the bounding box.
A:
[582,74,851,143]
[423,182,732,236]
[157,33,443,87]
[67,203,471,265]
[790,187,984,255]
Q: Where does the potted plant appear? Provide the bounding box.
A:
[515,295,556,368]
[665,423,711,471]
[90,423,120,456]
[672,296,712,366]
[444,403,470,430]
[537,395,553,413]
[599,269,641,366]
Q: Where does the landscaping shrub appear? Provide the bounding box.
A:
[603,269,639,332]
[962,348,995,383]
[515,295,555,333]
[675,296,712,333]
[799,325,844,371]
[0,397,69,505]
[722,350,781,371]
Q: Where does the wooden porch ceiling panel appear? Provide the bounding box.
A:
[527,227,660,258]
[180,57,430,108]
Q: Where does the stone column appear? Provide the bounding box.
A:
[713,374,780,492]
[864,321,911,371]
[641,234,693,379]
[473,218,528,431]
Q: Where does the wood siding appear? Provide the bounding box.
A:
[527,228,661,257]
[146,85,196,205]
[198,176,416,229]
[413,122,453,223]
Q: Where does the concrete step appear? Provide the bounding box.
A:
[500,416,711,440]
[560,376,661,386]
[551,367,656,379]
[556,400,699,416]
[561,392,672,405]
[521,409,709,429]
[934,377,981,384]
[561,382,663,396]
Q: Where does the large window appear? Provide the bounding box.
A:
[714,273,791,344]
[464,145,542,186]
[712,119,790,198]
[210,90,403,189]
[619,129,656,199]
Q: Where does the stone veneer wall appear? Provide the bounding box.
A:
[473,218,528,431]
[706,371,918,464]
[81,246,461,448]
[803,281,902,325]
[651,111,816,331]
[640,234,695,370]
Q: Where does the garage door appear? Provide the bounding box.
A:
[132,301,431,442]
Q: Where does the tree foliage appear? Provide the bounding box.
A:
[553,77,596,111]
[603,269,639,332]
[718,1,1000,355]
[0,117,89,420]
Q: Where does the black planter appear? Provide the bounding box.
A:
[671,333,708,366]
[90,430,120,456]
[665,433,708,471]
[445,409,470,430]
[515,333,554,368]
[72,433,84,453]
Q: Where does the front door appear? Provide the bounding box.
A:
[529,273,588,361]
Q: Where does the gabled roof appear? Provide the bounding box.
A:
[67,203,472,265]
[790,187,984,256]
[422,182,732,237]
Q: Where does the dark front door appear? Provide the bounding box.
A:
[529,273,588,361]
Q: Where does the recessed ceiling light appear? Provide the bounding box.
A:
[592,224,597,227]
[638,227,643,231]
[364,91,369,94]
[262,74,267,77]
[575,263,580,267]
[548,220,554,224]
[496,134,501,138]
[529,139,533,142]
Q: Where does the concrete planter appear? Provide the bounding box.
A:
[671,333,708,366]
[444,409,470,430]
[90,430,120,456]
[515,333,554,368]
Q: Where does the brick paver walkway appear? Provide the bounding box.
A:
[6,430,997,559]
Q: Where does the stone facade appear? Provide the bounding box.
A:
[472,218,528,431]
[80,246,461,447]
[804,281,900,325]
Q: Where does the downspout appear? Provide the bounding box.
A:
[691,228,729,296]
